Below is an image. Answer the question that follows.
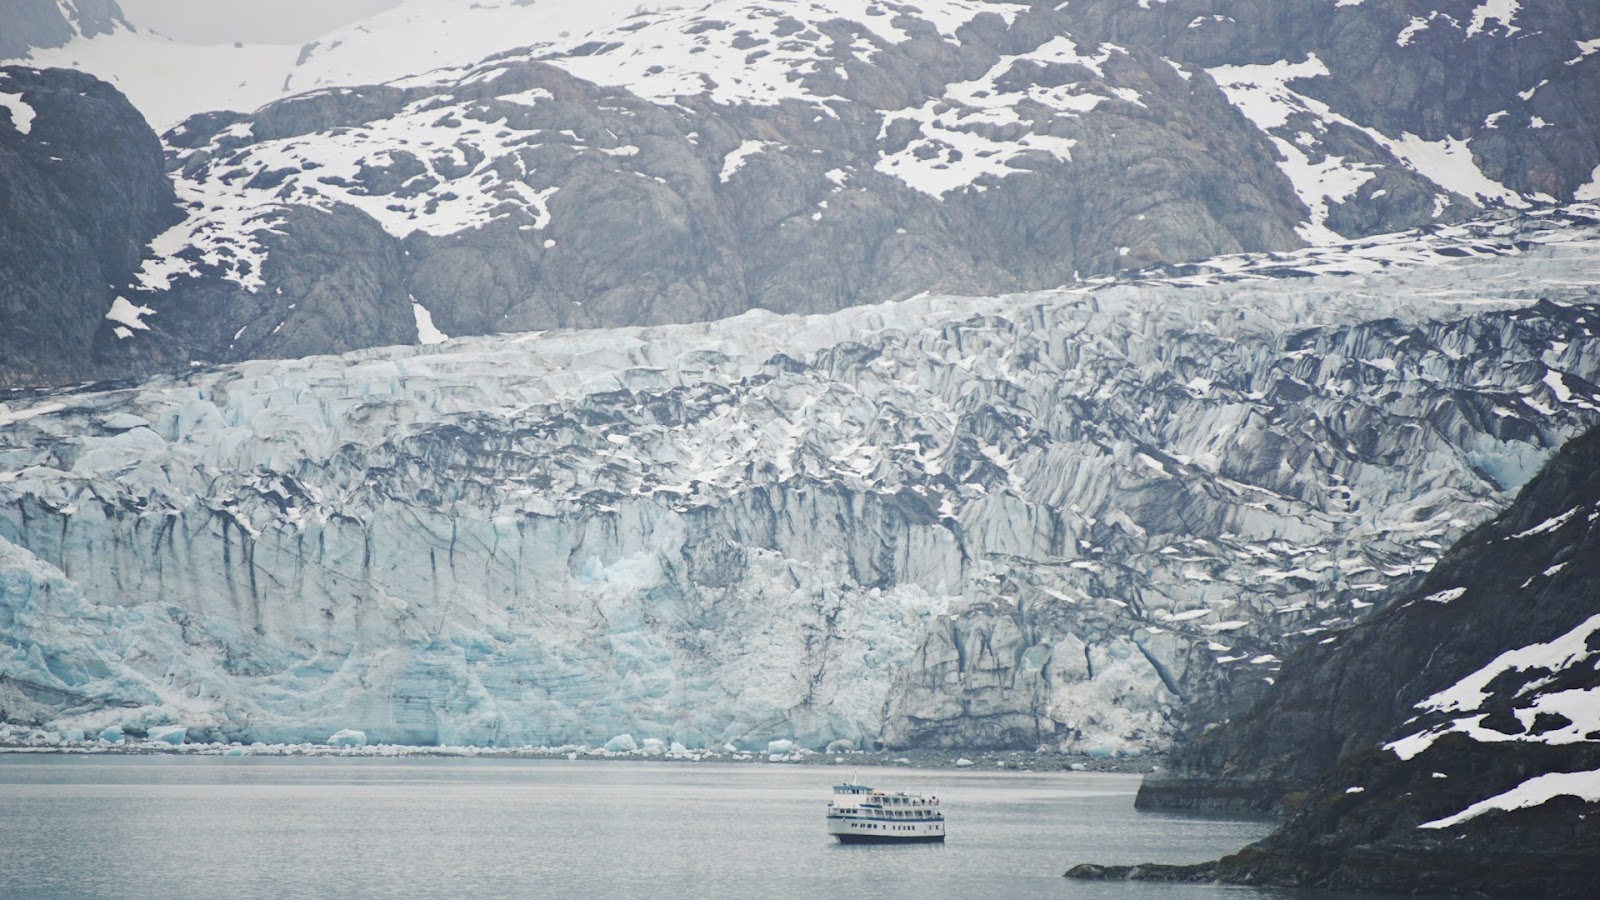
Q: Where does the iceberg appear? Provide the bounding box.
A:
[147,725,187,745]
[327,729,368,748]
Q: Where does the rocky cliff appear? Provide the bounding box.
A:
[1071,421,1600,897]
[0,65,178,388]
[2,207,1597,749]
[1053,0,1600,206]
[0,0,124,59]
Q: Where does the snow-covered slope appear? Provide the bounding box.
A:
[7,0,677,130]
[3,207,1598,748]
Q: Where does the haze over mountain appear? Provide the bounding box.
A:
[114,0,397,45]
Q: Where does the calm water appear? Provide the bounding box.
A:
[1,756,1353,898]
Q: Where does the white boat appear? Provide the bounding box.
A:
[827,781,946,843]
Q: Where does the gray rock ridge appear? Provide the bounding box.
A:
[0,65,179,389]
[1078,422,1600,897]
[1,208,1597,748]
[1051,0,1600,203]
[0,0,125,59]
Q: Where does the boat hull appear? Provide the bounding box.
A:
[833,833,946,844]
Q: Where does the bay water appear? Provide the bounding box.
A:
[1,755,1361,898]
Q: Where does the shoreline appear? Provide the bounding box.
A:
[0,739,1162,774]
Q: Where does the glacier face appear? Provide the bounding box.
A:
[3,208,1600,749]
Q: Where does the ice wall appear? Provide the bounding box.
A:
[3,209,1600,749]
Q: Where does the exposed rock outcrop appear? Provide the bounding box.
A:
[0,65,178,388]
[0,0,124,59]
[1075,423,1600,895]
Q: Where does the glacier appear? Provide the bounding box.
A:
[3,207,1600,750]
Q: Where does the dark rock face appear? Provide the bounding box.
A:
[125,204,418,368]
[0,1,74,59]
[0,65,177,388]
[1053,0,1600,203]
[1141,418,1600,813]
[0,0,124,58]
[1096,423,1600,895]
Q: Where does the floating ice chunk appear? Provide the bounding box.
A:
[148,725,187,745]
[955,757,975,767]
[766,739,796,755]
[640,737,667,754]
[670,741,688,754]
[64,728,86,743]
[604,733,638,753]
[825,738,856,753]
[99,726,125,743]
[224,747,248,757]
[327,729,368,748]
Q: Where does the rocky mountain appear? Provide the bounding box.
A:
[4,0,1598,389]
[0,0,124,60]
[1069,420,1600,897]
[1052,0,1600,205]
[2,206,1597,749]
[0,65,179,389]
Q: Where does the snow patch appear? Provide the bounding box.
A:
[0,90,36,134]
[1207,53,1528,238]
[1508,507,1578,540]
[1576,163,1600,202]
[1421,768,1600,829]
[1422,587,1466,604]
[720,140,777,183]
[412,301,449,345]
[874,35,1122,196]
[1465,0,1521,39]
[105,296,155,331]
